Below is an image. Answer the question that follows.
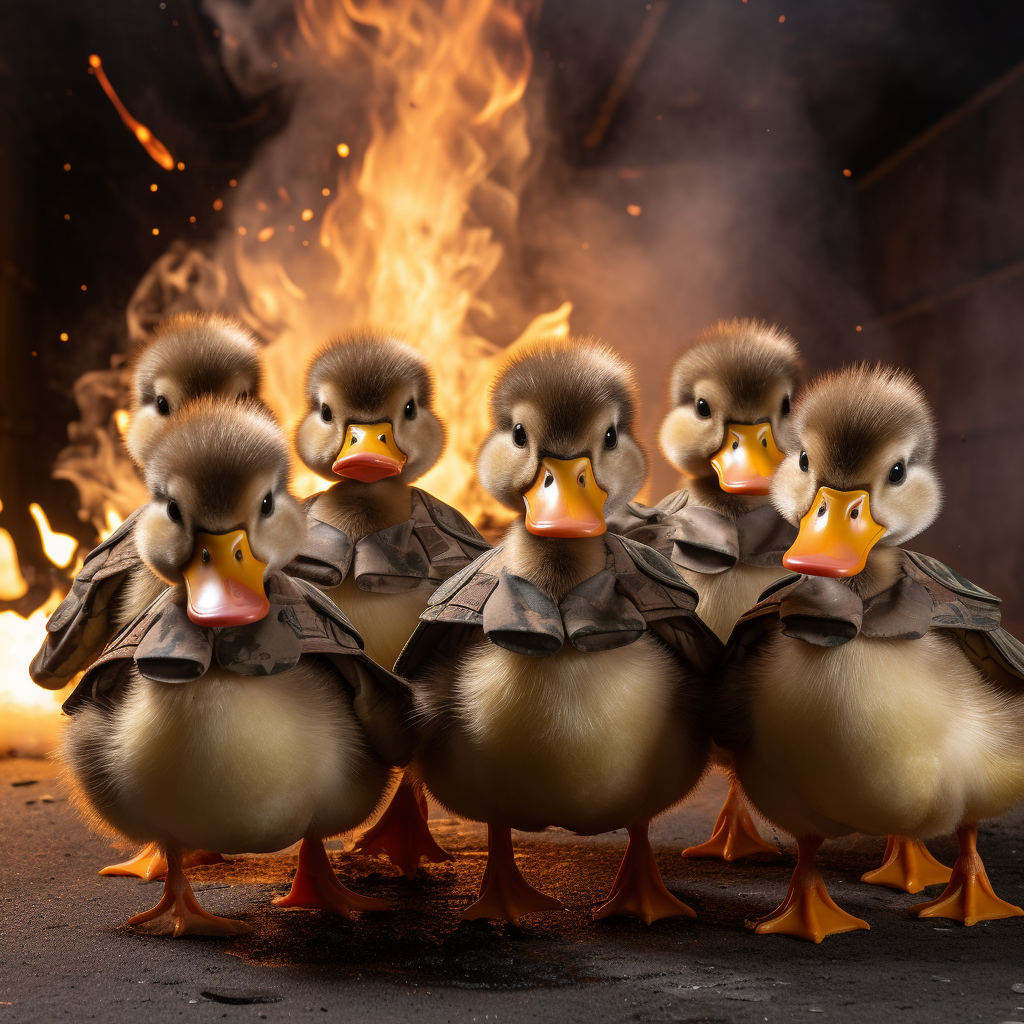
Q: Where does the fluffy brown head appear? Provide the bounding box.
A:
[295,331,445,483]
[136,397,304,583]
[126,313,263,466]
[658,319,801,480]
[477,337,647,514]
[771,364,941,546]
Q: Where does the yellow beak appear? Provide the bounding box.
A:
[523,456,607,538]
[710,421,785,495]
[182,530,269,627]
[783,487,886,578]
[332,421,407,483]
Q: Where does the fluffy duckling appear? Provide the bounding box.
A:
[60,399,413,936]
[291,331,489,879]
[397,338,721,925]
[33,312,265,880]
[718,365,1024,941]
[618,320,801,861]
[124,312,263,465]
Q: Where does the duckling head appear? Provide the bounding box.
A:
[295,331,445,486]
[658,319,801,495]
[477,337,646,537]
[772,364,942,578]
[126,312,263,466]
[136,397,305,627]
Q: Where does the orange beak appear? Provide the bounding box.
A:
[710,422,785,495]
[523,456,607,538]
[182,529,270,627]
[332,422,407,483]
[783,487,886,578]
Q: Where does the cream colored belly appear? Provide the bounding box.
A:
[418,635,708,833]
[64,664,388,852]
[326,576,431,669]
[736,632,1024,839]
[678,562,787,643]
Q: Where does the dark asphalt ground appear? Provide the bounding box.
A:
[2,757,1024,1024]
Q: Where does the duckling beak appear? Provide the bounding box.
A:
[332,421,407,483]
[523,456,607,538]
[710,422,784,494]
[182,530,270,627]
[783,487,886,577]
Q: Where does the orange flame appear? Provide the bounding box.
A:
[89,54,175,172]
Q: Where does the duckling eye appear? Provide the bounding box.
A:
[799,451,809,472]
[320,402,332,422]
[156,395,170,416]
[261,491,274,516]
[167,500,182,523]
[604,425,617,449]
[888,461,906,485]
[513,423,527,448]
[781,396,791,416]
[696,398,711,418]
[404,398,417,420]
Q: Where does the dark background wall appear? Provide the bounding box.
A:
[1,0,1023,631]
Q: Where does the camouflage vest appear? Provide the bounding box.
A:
[606,489,797,575]
[286,486,490,593]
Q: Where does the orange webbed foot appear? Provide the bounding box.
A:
[101,842,224,881]
[750,836,869,943]
[127,846,248,937]
[596,822,695,924]
[273,837,389,917]
[462,825,562,925]
[909,825,1023,926]
[354,776,453,879]
[861,835,951,894]
[681,781,779,861]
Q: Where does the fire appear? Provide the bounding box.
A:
[88,54,176,172]
[28,504,78,570]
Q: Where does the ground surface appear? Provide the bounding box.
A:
[2,758,1023,1024]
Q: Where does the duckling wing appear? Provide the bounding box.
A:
[30,509,147,688]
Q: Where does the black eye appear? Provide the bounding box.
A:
[513,423,527,447]
[604,425,617,449]
[781,396,791,416]
[799,451,809,472]
[405,398,417,420]
[156,395,170,416]
[696,398,711,418]
[261,491,274,516]
[167,500,182,523]
[888,461,906,485]
[321,402,332,422]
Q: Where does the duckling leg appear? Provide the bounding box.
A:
[909,825,1023,926]
[353,774,453,879]
[462,824,563,925]
[750,835,869,943]
[595,820,696,924]
[100,842,224,880]
[860,835,951,893]
[274,837,389,917]
[681,779,780,861]
[127,843,249,937]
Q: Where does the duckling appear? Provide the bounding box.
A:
[59,398,413,936]
[396,338,721,925]
[718,364,1024,941]
[290,331,489,879]
[32,312,265,881]
[612,320,801,861]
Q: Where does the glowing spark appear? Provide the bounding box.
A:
[88,55,175,171]
[257,226,275,242]
[321,188,330,196]
[150,183,158,192]
[627,204,642,216]
[63,163,71,171]
[238,226,247,235]
[301,208,313,221]
[336,143,350,157]
[28,503,78,568]
[152,228,160,235]
[59,332,68,341]
[213,198,224,211]
[843,168,852,177]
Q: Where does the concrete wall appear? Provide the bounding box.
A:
[858,63,1024,636]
